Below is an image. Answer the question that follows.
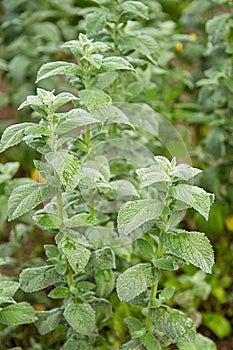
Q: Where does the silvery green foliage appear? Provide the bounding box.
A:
[0,1,216,348]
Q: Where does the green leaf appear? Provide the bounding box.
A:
[0,281,19,297]
[202,313,231,339]
[85,54,103,69]
[140,333,161,350]
[19,266,61,292]
[170,164,202,181]
[160,287,176,303]
[79,88,112,111]
[56,109,101,134]
[35,308,61,335]
[52,92,79,110]
[86,12,107,35]
[8,184,56,221]
[171,185,214,220]
[102,57,134,71]
[117,200,164,236]
[65,213,107,228]
[48,287,71,299]
[136,164,170,188]
[95,71,118,89]
[63,301,95,335]
[36,61,82,83]
[177,333,217,350]
[125,317,146,339]
[161,230,214,273]
[116,263,157,302]
[151,306,196,342]
[0,123,33,152]
[137,239,154,261]
[0,302,37,326]
[46,151,81,192]
[62,237,90,274]
[63,336,93,350]
[153,258,176,271]
[0,162,20,178]
[33,212,63,229]
[206,14,231,44]
[88,247,115,272]
[95,269,115,298]
[120,1,149,20]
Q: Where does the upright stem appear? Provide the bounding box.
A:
[146,281,158,332]
[56,190,63,221]
[85,126,91,146]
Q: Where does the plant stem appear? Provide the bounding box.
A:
[56,191,63,221]
[85,126,90,146]
[89,192,95,216]
[67,263,73,287]
[146,280,158,332]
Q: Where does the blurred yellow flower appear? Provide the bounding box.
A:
[190,32,197,41]
[225,215,233,231]
[34,303,46,311]
[176,43,183,52]
[31,168,47,184]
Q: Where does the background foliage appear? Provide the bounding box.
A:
[0,0,232,349]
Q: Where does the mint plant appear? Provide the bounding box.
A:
[0,2,217,349]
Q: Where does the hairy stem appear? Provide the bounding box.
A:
[146,281,158,332]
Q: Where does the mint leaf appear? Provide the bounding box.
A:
[116,263,157,302]
[64,301,95,335]
[35,308,62,335]
[8,184,56,221]
[161,230,214,273]
[177,333,217,350]
[0,123,34,152]
[0,302,37,326]
[151,306,196,342]
[79,88,112,111]
[19,266,61,292]
[171,184,215,220]
[61,237,90,274]
[36,61,81,82]
[117,200,164,236]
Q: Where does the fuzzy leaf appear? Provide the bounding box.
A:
[102,56,134,71]
[88,247,115,272]
[19,266,61,292]
[52,92,79,110]
[8,184,56,221]
[177,333,217,350]
[56,109,101,134]
[136,164,170,188]
[170,164,202,180]
[46,151,81,192]
[0,302,37,325]
[36,61,81,82]
[65,213,107,228]
[117,200,164,236]
[151,306,196,342]
[35,308,62,335]
[171,184,214,220]
[116,263,157,302]
[125,317,146,338]
[120,1,149,20]
[161,230,214,273]
[64,301,95,335]
[140,333,161,350]
[62,237,91,274]
[0,123,34,152]
[79,88,111,111]
[86,12,107,34]
[0,281,19,297]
